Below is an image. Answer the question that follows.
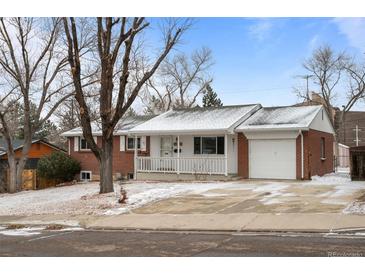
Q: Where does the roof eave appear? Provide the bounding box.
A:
[129,128,232,135]
[235,126,309,132]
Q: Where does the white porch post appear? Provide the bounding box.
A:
[177,135,180,174]
[224,134,228,176]
[134,135,137,180]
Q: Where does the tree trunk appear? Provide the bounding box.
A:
[7,157,17,194]
[99,137,114,194]
[341,111,347,144]
[16,158,27,192]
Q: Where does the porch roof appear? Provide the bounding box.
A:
[60,115,155,137]
[129,104,261,135]
[235,105,322,131]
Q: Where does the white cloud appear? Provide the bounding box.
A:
[333,18,365,51]
[248,19,274,42]
[308,34,320,50]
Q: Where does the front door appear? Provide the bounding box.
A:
[160,136,173,157]
[160,136,173,171]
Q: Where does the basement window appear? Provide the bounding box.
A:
[320,137,326,160]
[80,171,92,182]
[127,173,134,180]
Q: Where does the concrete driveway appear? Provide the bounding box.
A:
[131,175,365,215]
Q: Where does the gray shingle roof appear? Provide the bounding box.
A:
[60,115,156,137]
[236,105,322,131]
[130,104,261,134]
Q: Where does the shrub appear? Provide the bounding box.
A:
[37,152,81,183]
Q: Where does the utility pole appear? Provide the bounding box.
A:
[296,74,314,100]
[353,124,361,146]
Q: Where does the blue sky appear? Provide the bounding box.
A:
[148,18,365,109]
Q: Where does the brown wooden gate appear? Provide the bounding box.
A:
[350,146,365,180]
[22,170,37,190]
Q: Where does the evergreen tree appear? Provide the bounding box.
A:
[16,102,58,140]
[202,85,223,107]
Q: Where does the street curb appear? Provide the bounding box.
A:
[85,225,332,234]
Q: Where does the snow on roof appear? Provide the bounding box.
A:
[61,115,155,137]
[236,105,322,131]
[130,104,261,134]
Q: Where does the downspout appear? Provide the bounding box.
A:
[299,130,304,180]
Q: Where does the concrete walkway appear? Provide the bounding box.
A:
[85,213,365,233]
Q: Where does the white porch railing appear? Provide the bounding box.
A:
[136,156,227,175]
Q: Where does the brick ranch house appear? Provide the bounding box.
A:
[61,104,335,181]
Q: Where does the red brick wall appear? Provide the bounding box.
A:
[237,133,249,178]
[296,129,334,180]
[69,136,150,179]
[307,129,334,178]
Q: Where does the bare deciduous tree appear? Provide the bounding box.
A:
[337,59,365,143]
[299,45,348,123]
[0,18,99,193]
[141,47,213,114]
[63,17,187,193]
[295,45,365,144]
[0,17,78,193]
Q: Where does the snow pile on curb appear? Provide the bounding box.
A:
[0,227,45,237]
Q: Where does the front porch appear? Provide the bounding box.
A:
[131,133,238,179]
[136,156,228,176]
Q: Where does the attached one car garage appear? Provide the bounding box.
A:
[249,139,296,179]
[236,105,335,180]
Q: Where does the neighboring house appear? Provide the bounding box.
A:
[62,104,335,181]
[61,115,155,181]
[0,139,65,169]
[0,139,66,190]
[334,110,365,148]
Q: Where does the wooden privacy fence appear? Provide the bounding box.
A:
[5,169,57,190]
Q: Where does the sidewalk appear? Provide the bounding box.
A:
[2,213,365,233]
[86,213,365,233]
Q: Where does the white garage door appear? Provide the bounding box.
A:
[249,139,296,179]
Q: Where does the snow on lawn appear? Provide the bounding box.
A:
[0,181,239,216]
[0,183,105,216]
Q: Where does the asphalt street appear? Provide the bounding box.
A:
[1,229,365,256]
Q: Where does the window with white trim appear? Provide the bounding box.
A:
[127,137,141,150]
[194,136,225,155]
[80,171,92,181]
[79,137,91,150]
